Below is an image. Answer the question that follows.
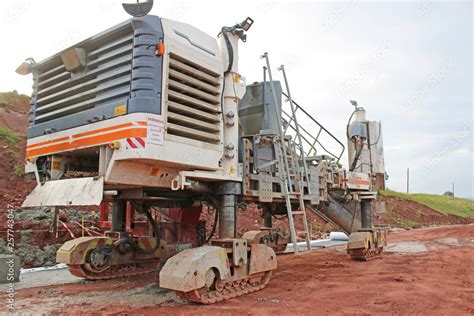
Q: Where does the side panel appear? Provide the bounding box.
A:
[28,16,165,138]
[158,18,224,171]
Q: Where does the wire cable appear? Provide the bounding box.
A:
[205,207,219,244]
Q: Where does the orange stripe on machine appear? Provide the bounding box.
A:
[72,123,135,139]
[26,121,148,150]
[27,127,147,158]
[27,136,70,149]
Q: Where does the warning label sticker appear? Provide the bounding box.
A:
[146,115,165,146]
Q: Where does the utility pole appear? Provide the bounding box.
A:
[406,168,410,194]
[452,182,455,200]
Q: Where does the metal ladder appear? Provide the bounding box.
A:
[261,52,311,254]
[278,65,312,195]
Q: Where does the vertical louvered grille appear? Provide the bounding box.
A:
[32,26,134,124]
[166,53,222,144]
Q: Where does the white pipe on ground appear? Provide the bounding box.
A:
[329,231,349,241]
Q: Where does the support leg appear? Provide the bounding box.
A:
[360,200,372,229]
[218,195,236,239]
[111,201,126,232]
[263,207,272,228]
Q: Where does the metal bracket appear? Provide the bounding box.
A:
[232,239,248,267]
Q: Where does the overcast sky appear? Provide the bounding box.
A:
[0,0,472,197]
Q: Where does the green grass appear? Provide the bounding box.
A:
[14,166,24,177]
[0,90,30,112]
[381,190,474,219]
[0,127,26,177]
[0,127,22,148]
[385,210,420,229]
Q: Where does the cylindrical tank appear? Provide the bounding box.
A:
[346,106,386,190]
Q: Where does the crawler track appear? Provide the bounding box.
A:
[177,271,272,304]
[348,248,383,261]
[68,259,161,280]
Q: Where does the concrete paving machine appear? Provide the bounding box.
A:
[17,0,387,303]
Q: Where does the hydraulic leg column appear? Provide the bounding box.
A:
[111,201,126,233]
[360,200,372,229]
[218,195,236,239]
[263,208,272,228]
[347,199,387,260]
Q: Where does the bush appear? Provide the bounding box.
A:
[0,127,21,148]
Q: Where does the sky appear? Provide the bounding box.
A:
[0,0,472,197]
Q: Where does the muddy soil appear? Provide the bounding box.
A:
[0,208,102,267]
[0,107,36,212]
[2,224,472,315]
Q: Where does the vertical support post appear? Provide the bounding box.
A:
[263,207,272,228]
[218,195,236,239]
[126,202,133,233]
[99,202,109,228]
[261,52,292,193]
[278,65,312,195]
[360,200,372,229]
[99,146,106,176]
[406,167,410,194]
[262,66,266,107]
[111,200,126,232]
[51,206,58,237]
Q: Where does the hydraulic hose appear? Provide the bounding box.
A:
[205,208,219,244]
[221,27,234,76]
[219,27,234,124]
[349,138,363,171]
[115,205,161,254]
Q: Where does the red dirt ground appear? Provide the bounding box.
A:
[0,107,36,212]
[3,224,473,315]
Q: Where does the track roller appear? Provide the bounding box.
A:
[159,239,277,304]
[57,236,169,280]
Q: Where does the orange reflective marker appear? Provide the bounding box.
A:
[156,41,165,56]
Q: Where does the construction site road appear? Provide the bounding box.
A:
[1,224,473,315]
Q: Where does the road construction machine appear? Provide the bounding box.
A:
[17,0,387,303]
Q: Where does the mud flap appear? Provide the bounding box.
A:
[347,232,371,251]
[159,246,231,293]
[249,244,277,274]
[22,177,104,207]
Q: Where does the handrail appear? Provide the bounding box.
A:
[281,92,345,163]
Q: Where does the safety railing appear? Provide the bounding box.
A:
[281,92,345,163]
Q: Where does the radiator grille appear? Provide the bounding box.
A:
[166,53,222,144]
[33,25,134,124]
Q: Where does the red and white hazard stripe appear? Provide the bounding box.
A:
[126,137,146,149]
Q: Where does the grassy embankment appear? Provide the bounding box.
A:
[381,190,474,219]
